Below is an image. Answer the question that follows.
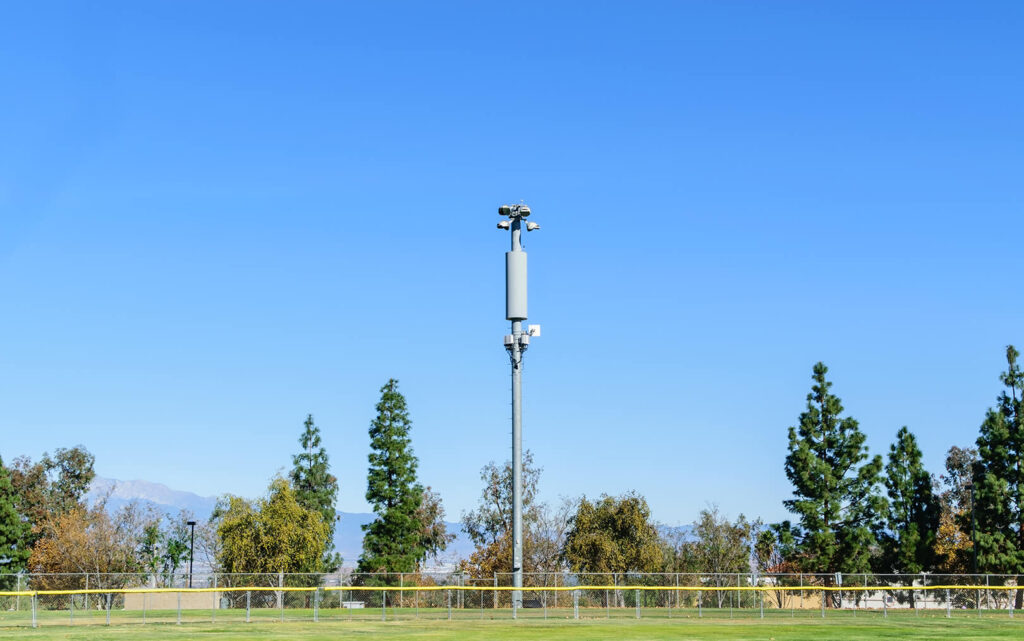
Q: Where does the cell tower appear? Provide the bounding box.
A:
[497,203,540,611]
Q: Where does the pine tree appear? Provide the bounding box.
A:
[0,456,32,585]
[289,414,340,570]
[973,346,1024,608]
[783,362,885,585]
[878,427,940,574]
[358,379,424,574]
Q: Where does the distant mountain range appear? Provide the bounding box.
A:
[86,476,474,567]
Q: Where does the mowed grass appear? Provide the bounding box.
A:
[2,609,1023,641]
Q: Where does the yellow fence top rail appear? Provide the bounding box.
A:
[1,584,1013,597]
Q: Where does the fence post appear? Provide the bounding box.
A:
[382,590,386,622]
[314,588,320,623]
[177,590,181,625]
[821,591,825,618]
[493,573,497,610]
[760,589,764,619]
[246,591,251,623]
[278,571,284,613]
[883,588,887,618]
[574,590,579,620]
[16,574,21,613]
[635,589,640,619]
[70,590,75,625]
[85,573,89,611]
[698,590,702,618]
[795,574,800,618]
[605,589,610,619]
[946,589,951,618]
[400,573,404,610]
[31,592,37,629]
[212,574,217,623]
[106,593,111,625]
[142,591,146,625]
[447,589,451,621]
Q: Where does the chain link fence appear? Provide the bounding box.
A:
[1,572,1021,628]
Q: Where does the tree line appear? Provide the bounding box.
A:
[2,348,1023,598]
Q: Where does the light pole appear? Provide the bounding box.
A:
[497,203,540,610]
[187,520,197,588]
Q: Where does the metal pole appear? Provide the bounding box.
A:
[212,574,217,622]
[493,573,497,610]
[246,591,251,623]
[499,204,538,610]
[314,588,320,623]
[574,590,579,620]
[447,590,452,620]
[187,520,196,588]
[142,591,146,625]
[31,593,37,629]
[947,589,951,618]
[106,593,111,625]
[382,590,386,621]
[70,591,74,625]
[177,590,181,625]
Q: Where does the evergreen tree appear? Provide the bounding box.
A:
[783,362,885,584]
[0,456,31,585]
[878,427,940,574]
[289,414,340,570]
[358,379,424,573]
[973,346,1024,607]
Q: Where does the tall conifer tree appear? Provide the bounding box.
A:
[783,363,885,582]
[879,427,940,574]
[973,346,1024,607]
[358,379,424,573]
[289,414,340,570]
[0,456,31,584]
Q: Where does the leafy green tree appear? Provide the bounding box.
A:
[689,506,755,607]
[783,362,886,584]
[0,456,31,584]
[877,427,940,575]
[139,510,193,585]
[972,346,1024,607]
[217,478,328,574]
[561,492,662,575]
[289,414,340,570]
[460,451,562,577]
[416,487,454,563]
[8,445,95,545]
[937,446,978,573]
[358,379,424,573]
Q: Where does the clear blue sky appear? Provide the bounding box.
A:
[2,1,1021,527]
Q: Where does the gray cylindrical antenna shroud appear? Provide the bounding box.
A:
[506,251,528,321]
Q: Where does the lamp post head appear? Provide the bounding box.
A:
[187,520,197,527]
[498,204,531,219]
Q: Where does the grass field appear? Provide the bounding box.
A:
[2,608,1023,640]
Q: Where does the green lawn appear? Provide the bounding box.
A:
[2,609,1023,640]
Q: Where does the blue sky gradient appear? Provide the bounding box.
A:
[2,1,1022,526]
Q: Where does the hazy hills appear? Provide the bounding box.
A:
[86,476,474,567]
